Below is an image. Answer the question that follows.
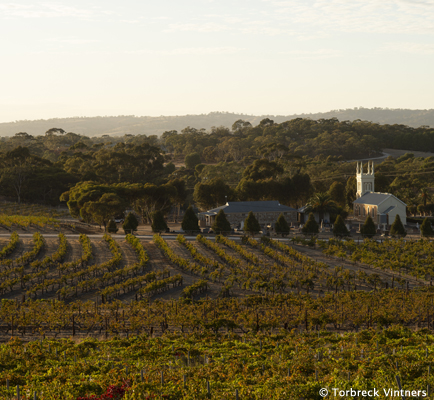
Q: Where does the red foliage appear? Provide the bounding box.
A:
[76,381,129,400]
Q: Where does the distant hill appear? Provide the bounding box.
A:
[0,108,433,137]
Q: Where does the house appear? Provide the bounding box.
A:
[297,206,331,225]
[353,192,407,226]
[353,161,407,226]
[198,201,297,228]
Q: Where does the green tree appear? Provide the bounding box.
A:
[182,205,199,234]
[193,178,233,210]
[45,127,66,135]
[184,152,202,169]
[375,173,389,192]
[151,210,168,234]
[390,214,406,237]
[291,173,312,206]
[419,188,431,208]
[426,203,434,216]
[0,147,32,204]
[122,212,139,234]
[202,146,217,163]
[168,178,187,221]
[360,215,376,238]
[328,181,345,207]
[275,213,290,237]
[301,213,319,236]
[0,146,74,205]
[305,192,338,222]
[81,192,124,231]
[231,119,252,135]
[107,220,118,233]
[135,182,177,223]
[242,158,283,180]
[345,176,357,208]
[420,218,434,237]
[332,215,349,238]
[244,211,261,236]
[212,209,231,234]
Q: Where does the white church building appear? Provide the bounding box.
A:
[353,161,407,226]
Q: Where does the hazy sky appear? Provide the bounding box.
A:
[1,0,434,122]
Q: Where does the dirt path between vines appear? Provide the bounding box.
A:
[141,240,254,300]
[290,243,425,290]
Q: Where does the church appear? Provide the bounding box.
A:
[353,161,407,226]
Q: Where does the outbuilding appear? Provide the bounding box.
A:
[198,201,297,228]
[353,192,407,226]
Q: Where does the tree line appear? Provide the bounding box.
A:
[1,119,434,226]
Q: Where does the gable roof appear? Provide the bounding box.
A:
[199,201,296,216]
[353,192,407,207]
[381,206,396,214]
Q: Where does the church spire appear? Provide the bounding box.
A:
[356,161,375,198]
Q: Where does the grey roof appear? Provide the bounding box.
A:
[297,206,331,215]
[353,192,406,206]
[381,206,396,215]
[199,201,296,216]
[298,205,331,213]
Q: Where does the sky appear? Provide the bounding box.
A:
[1,0,434,122]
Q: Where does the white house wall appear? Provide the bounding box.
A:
[378,197,407,225]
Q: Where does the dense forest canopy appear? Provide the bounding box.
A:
[0,117,433,224]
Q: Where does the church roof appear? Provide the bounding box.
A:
[381,206,396,215]
[353,192,406,206]
[199,201,296,216]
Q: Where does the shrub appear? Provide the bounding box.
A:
[333,215,349,238]
[151,210,168,234]
[421,217,434,237]
[360,215,376,238]
[244,211,261,236]
[182,205,199,234]
[122,212,138,234]
[184,152,202,169]
[302,213,319,235]
[212,209,231,234]
[275,213,290,237]
[107,220,118,234]
[390,214,406,237]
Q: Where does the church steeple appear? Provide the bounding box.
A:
[356,161,375,198]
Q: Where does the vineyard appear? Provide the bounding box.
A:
[0,233,433,398]
[320,237,434,280]
[1,326,434,399]
[0,202,78,233]
[0,234,431,329]
[0,203,70,219]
